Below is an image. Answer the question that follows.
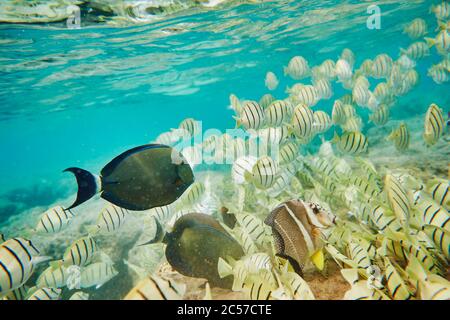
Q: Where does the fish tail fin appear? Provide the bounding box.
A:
[32,256,52,266]
[331,131,339,144]
[424,37,435,47]
[63,167,100,210]
[310,248,325,271]
[203,282,212,300]
[85,225,100,236]
[139,217,165,246]
[49,260,63,270]
[217,257,233,278]
[233,116,241,128]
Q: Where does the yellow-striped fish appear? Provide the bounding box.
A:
[387,123,409,151]
[27,287,61,300]
[259,93,275,109]
[69,291,89,300]
[80,262,118,289]
[413,191,449,231]
[284,56,310,80]
[178,118,200,137]
[312,110,332,134]
[383,257,413,300]
[242,271,275,300]
[346,241,371,270]
[371,54,393,79]
[87,204,128,235]
[234,100,265,130]
[124,274,186,300]
[332,131,368,155]
[36,265,68,289]
[423,103,444,146]
[278,141,299,166]
[274,270,315,300]
[178,181,205,206]
[57,236,97,267]
[235,214,267,247]
[265,100,290,127]
[290,104,314,141]
[1,286,27,300]
[427,179,449,210]
[245,156,278,189]
[35,206,74,234]
[422,225,449,260]
[369,104,389,126]
[0,238,46,294]
[385,174,410,224]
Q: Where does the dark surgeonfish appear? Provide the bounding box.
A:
[148,213,244,288]
[64,144,194,211]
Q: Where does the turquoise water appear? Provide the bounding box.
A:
[0,1,447,223]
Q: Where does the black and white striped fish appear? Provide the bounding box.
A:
[371,54,393,78]
[312,110,332,134]
[290,104,314,141]
[35,206,74,234]
[332,131,368,155]
[178,118,200,137]
[387,123,409,151]
[278,141,299,166]
[423,103,444,146]
[245,156,278,189]
[385,174,410,224]
[259,93,276,109]
[427,179,449,210]
[0,238,46,295]
[369,104,390,126]
[413,191,449,231]
[36,265,68,289]
[87,204,128,235]
[265,100,290,127]
[27,287,61,300]
[58,236,97,267]
[124,274,186,300]
[80,262,118,289]
[234,101,265,130]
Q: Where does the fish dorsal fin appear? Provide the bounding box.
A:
[100,144,169,178]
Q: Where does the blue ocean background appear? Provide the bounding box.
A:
[0,0,448,224]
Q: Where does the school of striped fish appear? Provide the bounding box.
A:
[1,3,449,300]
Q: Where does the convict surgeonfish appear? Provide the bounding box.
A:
[385,174,410,225]
[312,110,332,134]
[147,213,244,288]
[64,144,194,211]
[265,71,279,90]
[426,179,449,210]
[53,236,97,268]
[290,104,314,142]
[423,103,444,146]
[80,262,118,289]
[425,30,450,55]
[124,274,186,300]
[27,287,61,300]
[387,123,410,151]
[264,199,335,274]
[400,42,430,60]
[244,156,278,190]
[403,18,427,39]
[35,205,74,234]
[178,118,201,137]
[36,265,68,289]
[430,2,450,21]
[284,56,310,80]
[0,238,48,295]
[369,104,389,126]
[234,100,265,130]
[265,100,290,127]
[259,93,276,110]
[86,204,128,235]
[69,291,89,300]
[332,131,368,155]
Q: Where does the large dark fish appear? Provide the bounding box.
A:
[64,144,194,211]
[149,213,244,288]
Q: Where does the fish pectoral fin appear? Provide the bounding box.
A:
[310,249,325,271]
